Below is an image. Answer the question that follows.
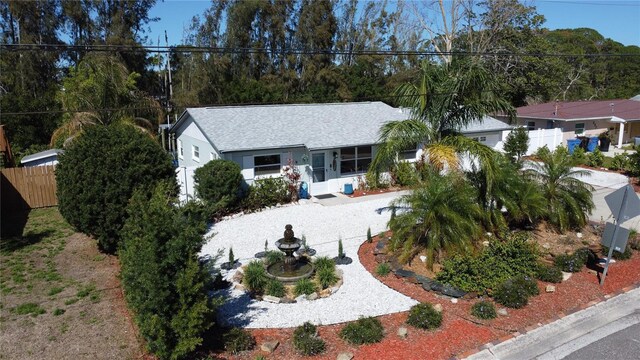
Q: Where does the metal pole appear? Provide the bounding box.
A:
[600,186,629,286]
[182,166,188,202]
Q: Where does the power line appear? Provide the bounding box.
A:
[2,43,639,58]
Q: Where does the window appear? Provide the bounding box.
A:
[192,145,200,162]
[575,123,585,134]
[400,149,417,161]
[527,121,535,131]
[178,140,184,159]
[210,152,218,161]
[254,154,281,176]
[546,120,554,129]
[340,146,372,175]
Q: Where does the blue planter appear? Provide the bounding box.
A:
[344,183,354,195]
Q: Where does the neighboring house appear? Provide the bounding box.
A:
[20,149,64,167]
[171,101,516,197]
[507,98,640,148]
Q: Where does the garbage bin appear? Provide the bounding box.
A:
[299,182,309,199]
[344,183,354,195]
[567,138,581,154]
[587,137,599,152]
[635,137,640,147]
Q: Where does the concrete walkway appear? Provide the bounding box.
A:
[465,288,640,360]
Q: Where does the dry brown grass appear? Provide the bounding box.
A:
[0,208,142,359]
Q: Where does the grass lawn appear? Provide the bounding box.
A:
[0,208,141,359]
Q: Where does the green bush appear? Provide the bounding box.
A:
[504,126,529,162]
[602,245,633,260]
[316,266,338,289]
[119,183,215,360]
[265,279,286,298]
[294,278,316,296]
[367,227,372,243]
[392,161,419,187]
[193,159,244,209]
[554,252,586,272]
[609,153,629,171]
[436,232,538,292]
[471,301,497,319]
[293,322,326,356]
[536,264,563,283]
[241,177,290,211]
[53,308,66,316]
[223,328,256,354]
[406,303,442,329]
[243,261,268,294]
[313,256,335,272]
[627,145,640,176]
[56,124,175,253]
[493,276,538,309]
[629,229,639,251]
[587,148,605,167]
[570,147,587,165]
[340,317,384,345]
[375,263,391,276]
[264,250,284,266]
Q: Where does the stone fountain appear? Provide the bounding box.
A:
[266,225,314,282]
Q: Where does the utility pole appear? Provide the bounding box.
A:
[165,31,174,153]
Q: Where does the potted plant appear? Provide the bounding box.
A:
[598,131,612,152]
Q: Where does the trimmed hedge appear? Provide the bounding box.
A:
[56,124,175,253]
[193,159,244,209]
[493,275,539,309]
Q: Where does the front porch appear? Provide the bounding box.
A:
[611,118,640,148]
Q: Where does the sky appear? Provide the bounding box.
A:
[147,0,640,48]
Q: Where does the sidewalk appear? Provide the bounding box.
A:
[465,287,640,360]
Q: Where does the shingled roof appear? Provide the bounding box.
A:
[516,99,640,121]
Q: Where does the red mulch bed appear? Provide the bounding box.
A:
[210,238,640,360]
[348,187,405,198]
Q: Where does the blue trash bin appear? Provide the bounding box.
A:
[344,183,354,195]
[567,139,581,154]
[299,182,309,199]
[587,137,599,152]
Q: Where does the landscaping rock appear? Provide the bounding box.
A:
[588,269,598,275]
[394,269,416,278]
[542,243,551,250]
[482,240,490,247]
[546,285,556,293]
[337,352,354,360]
[419,255,427,263]
[280,297,296,304]
[562,272,573,281]
[576,232,583,238]
[306,293,318,301]
[450,298,458,304]
[263,295,281,304]
[295,295,307,303]
[233,283,245,291]
[433,304,443,313]
[441,284,467,298]
[415,275,432,286]
[375,255,387,264]
[261,340,279,353]
[397,326,409,339]
[430,281,444,293]
[254,251,267,259]
[497,308,508,316]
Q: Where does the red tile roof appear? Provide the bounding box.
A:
[517,99,640,121]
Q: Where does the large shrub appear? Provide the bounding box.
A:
[223,328,255,354]
[119,183,215,360]
[56,124,175,253]
[436,232,539,292]
[339,317,384,345]
[241,177,290,211]
[406,303,442,329]
[193,159,244,209]
[503,126,529,162]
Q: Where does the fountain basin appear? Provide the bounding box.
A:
[266,259,314,283]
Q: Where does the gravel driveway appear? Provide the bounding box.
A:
[201,193,419,328]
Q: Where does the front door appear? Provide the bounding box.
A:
[310,152,329,195]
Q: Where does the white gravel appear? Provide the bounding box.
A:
[201,194,419,328]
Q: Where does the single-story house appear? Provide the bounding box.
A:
[170,102,514,196]
[507,97,640,148]
[20,149,63,167]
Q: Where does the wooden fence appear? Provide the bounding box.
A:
[1,165,58,211]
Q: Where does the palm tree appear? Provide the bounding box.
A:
[51,53,162,146]
[525,147,595,232]
[388,171,483,268]
[371,58,515,178]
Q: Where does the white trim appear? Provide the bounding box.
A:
[178,139,184,159]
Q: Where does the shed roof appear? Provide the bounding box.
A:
[178,102,409,152]
[21,149,63,164]
[516,99,640,121]
[459,116,513,134]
